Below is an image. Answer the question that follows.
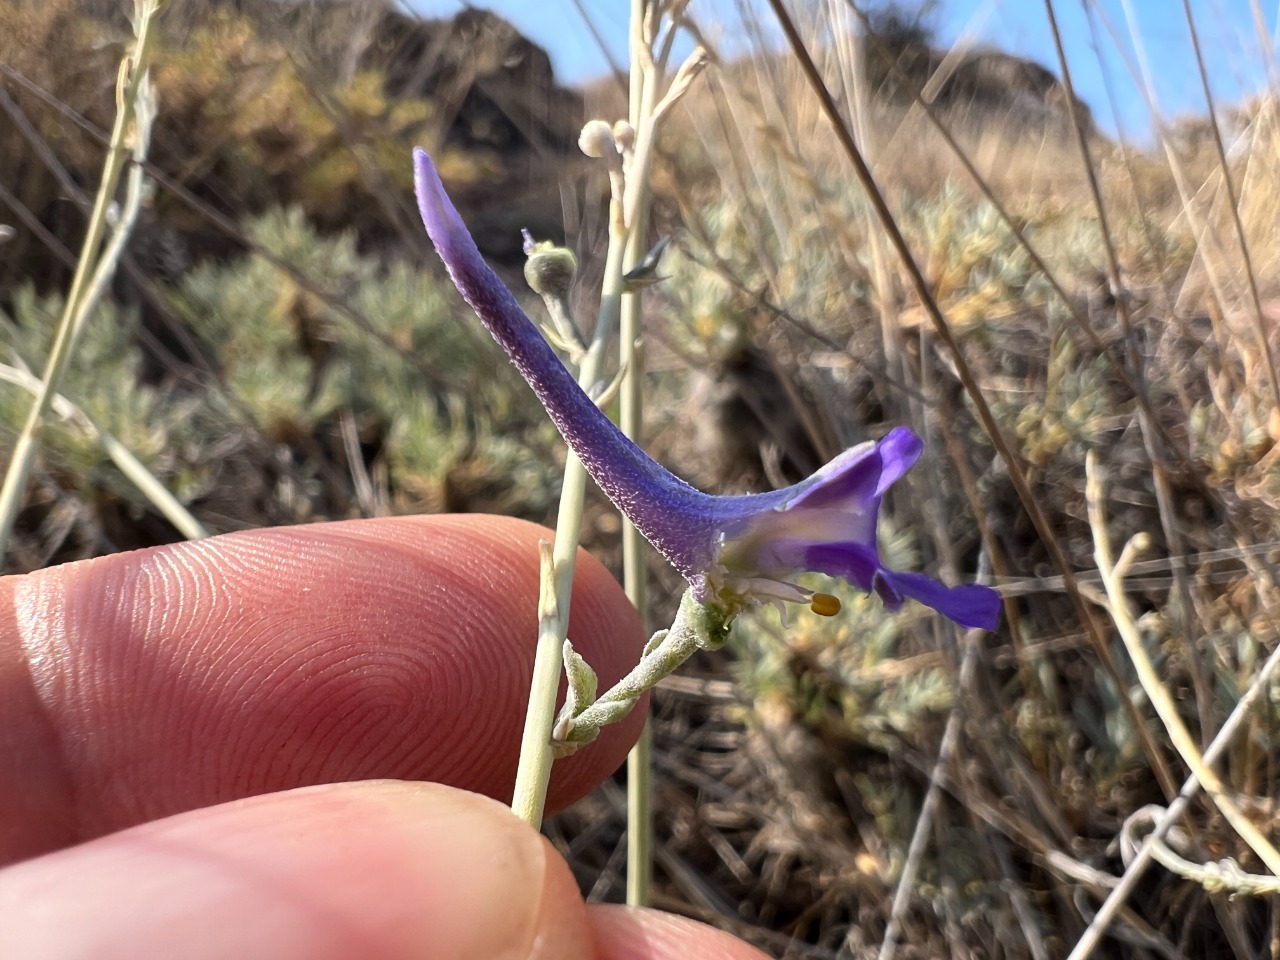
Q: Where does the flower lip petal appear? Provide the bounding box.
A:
[805,541,1001,631]
[877,570,1003,631]
[804,541,881,592]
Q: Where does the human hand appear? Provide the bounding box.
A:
[0,515,767,958]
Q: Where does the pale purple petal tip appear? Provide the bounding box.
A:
[877,570,1003,631]
[788,427,922,511]
[414,148,466,252]
[872,427,924,496]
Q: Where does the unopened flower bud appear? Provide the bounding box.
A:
[578,119,617,159]
[523,237,578,300]
[611,120,635,152]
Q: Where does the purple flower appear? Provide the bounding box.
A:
[413,148,1001,631]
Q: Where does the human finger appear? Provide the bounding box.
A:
[0,781,771,960]
[0,781,597,959]
[0,515,644,863]
[589,904,772,960]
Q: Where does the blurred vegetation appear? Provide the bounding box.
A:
[0,0,582,566]
[1,201,562,565]
[579,3,1280,956]
[5,0,1280,956]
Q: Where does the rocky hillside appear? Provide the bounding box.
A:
[0,0,585,300]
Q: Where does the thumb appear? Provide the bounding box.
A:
[0,781,595,959]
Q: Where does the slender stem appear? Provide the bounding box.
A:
[0,0,163,559]
[0,69,201,542]
[622,0,660,906]
[1084,454,1280,878]
[509,195,628,830]
[625,720,653,902]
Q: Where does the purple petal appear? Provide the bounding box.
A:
[877,570,1003,631]
[413,147,999,627]
[414,148,724,579]
[787,427,922,510]
[871,427,925,496]
[806,542,1001,630]
[805,541,881,592]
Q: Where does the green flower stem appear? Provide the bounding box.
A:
[617,18,711,910]
[554,590,731,750]
[509,219,628,830]
[621,0,661,907]
[621,258,653,907]
[510,0,704,843]
[0,0,164,559]
[625,690,654,904]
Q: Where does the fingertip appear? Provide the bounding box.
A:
[1,515,644,854]
[587,905,773,960]
[0,781,599,960]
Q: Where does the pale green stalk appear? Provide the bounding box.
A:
[622,0,660,907]
[555,591,730,747]
[624,694,654,906]
[510,218,628,828]
[621,270,654,904]
[0,0,165,559]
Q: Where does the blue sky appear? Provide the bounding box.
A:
[410,1,1277,141]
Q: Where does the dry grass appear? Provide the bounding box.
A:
[556,2,1280,958]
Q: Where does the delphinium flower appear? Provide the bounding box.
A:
[413,147,1001,633]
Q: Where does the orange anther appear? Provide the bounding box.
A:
[809,593,841,617]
